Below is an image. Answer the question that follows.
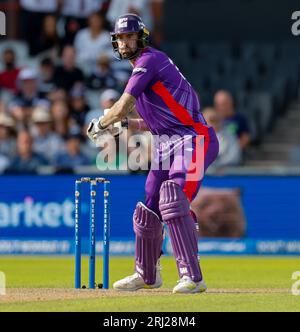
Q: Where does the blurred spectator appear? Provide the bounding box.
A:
[106,0,153,31]
[53,45,84,93]
[0,154,9,173]
[31,107,64,163]
[5,131,48,174]
[0,49,21,94]
[20,0,58,56]
[85,88,120,126]
[61,0,105,45]
[0,113,16,158]
[214,90,251,150]
[39,58,56,98]
[110,61,132,89]
[83,89,120,160]
[47,89,68,104]
[9,68,50,128]
[86,54,118,91]
[74,11,113,69]
[203,107,241,168]
[100,89,120,109]
[54,132,90,168]
[31,15,60,56]
[51,100,70,137]
[69,84,90,129]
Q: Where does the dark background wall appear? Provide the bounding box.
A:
[164,0,300,41]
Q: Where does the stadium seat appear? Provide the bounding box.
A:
[161,41,191,72]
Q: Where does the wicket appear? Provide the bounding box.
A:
[74,177,110,289]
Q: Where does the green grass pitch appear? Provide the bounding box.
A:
[0,256,299,312]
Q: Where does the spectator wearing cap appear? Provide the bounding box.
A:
[5,131,48,174]
[214,90,251,150]
[203,107,241,169]
[9,68,50,128]
[86,54,118,91]
[69,84,90,129]
[84,88,120,130]
[74,11,113,70]
[83,88,120,162]
[54,132,90,169]
[0,49,21,94]
[53,45,84,93]
[0,113,16,158]
[31,107,64,163]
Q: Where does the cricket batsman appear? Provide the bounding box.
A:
[87,14,219,293]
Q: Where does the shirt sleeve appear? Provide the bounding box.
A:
[237,114,250,137]
[124,53,157,98]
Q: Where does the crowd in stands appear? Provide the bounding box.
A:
[202,90,250,170]
[0,0,254,174]
[0,0,163,174]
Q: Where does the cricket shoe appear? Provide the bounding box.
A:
[172,276,207,294]
[113,264,162,291]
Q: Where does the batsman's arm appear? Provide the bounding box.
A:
[127,118,150,131]
[99,92,136,128]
